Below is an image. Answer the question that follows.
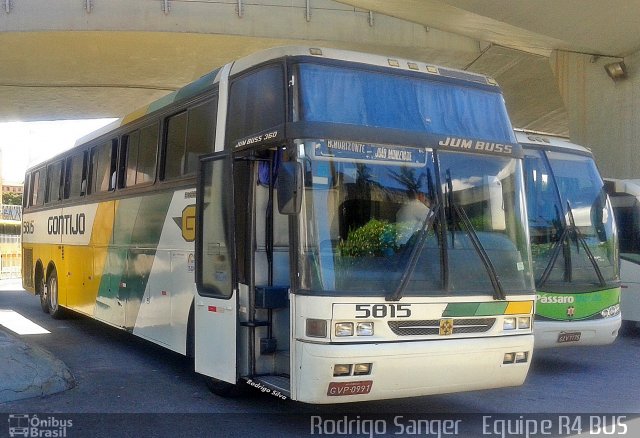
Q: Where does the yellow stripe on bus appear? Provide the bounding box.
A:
[65,201,117,316]
[504,301,533,315]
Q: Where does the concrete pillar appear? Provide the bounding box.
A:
[551,50,640,179]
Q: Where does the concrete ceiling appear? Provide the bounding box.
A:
[339,0,640,57]
[2,1,640,137]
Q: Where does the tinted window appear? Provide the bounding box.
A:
[137,123,159,184]
[164,111,187,180]
[90,139,118,194]
[122,131,140,188]
[163,100,216,180]
[23,173,30,208]
[185,101,216,175]
[64,152,87,199]
[46,161,63,203]
[227,65,285,143]
[31,170,44,206]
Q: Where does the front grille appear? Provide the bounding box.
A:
[388,318,496,336]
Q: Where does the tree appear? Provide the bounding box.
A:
[2,192,22,206]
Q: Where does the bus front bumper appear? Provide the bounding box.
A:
[533,315,621,349]
[293,334,533,404]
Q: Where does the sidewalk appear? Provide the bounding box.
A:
[0,279,75,403]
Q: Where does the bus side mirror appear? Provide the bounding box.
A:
[277,161,303,215]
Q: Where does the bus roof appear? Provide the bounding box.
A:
[515,129,592,156]
[73,46,501,148]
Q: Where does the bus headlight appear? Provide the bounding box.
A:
[333,364,352,377]
[353,363,372,375]
[517,316,531,329]
[356,322,374,336]
[335,322,354,337]
[601,304,620,318]
[306,319,327,338]
[503,317,516,330]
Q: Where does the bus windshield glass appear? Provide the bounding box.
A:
[524,149,618,291]
[296,63,515,142]
[296,141,533,297]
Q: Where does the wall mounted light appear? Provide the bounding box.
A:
[604,61,627,81]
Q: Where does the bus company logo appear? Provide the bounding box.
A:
[47,213,86,236]
[439,319,454,336]
[181,205,196,242]
[438,136,513,155]
[8,414,73,437]
[536,294,575,304]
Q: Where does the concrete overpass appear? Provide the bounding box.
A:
[1,0,640,177]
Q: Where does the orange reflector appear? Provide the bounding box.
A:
[505,301,533,315]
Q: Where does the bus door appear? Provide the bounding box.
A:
[195,153,237,384]
[241,151,291,384]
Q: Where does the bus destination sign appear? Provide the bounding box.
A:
[315,140,427,165]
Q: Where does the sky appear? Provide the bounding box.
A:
[0,119,116,183]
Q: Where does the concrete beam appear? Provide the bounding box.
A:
[0,0,483,121]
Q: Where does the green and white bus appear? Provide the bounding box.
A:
[518,131,620,348]
[22,47,535,403]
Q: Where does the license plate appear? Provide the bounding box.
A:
[557,331,581,343]
[327,380,373,397]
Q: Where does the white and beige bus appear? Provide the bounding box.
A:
[603,178,640,331]
[22,47,535,403]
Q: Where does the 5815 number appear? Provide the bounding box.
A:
[355,304,411,318]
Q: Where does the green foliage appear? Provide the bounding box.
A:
[2,192,22,206]
[338,219,402,257]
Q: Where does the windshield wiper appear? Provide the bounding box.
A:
[537,205,569,288]
[386,202,440,302]
[538,201,606,288]
[566,201,607,287]
[449,200,506,300]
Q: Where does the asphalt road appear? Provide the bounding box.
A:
[1,280,638,437]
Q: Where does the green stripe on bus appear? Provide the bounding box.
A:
[95,192,174,330]
[442,303,480,317]
[535,287,621,321]
[475,302,509,316]
[443,302,510,317]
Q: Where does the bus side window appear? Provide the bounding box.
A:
[163,111,187,180]
[45,161,64,204]
[31,169,44,207]
[162,99,216,181]
[23,173,30,208]
[120,131,139,188]
[89,138,118,194]
[137,123,159,184]
[227,64,285,146]
[121,123,158,188]
[64,151,87,199]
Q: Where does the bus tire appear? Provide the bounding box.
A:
[204,376,247,398]
[37,273,49,314]
[47,269,66,320]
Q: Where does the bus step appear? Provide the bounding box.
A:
[252,375,290,398]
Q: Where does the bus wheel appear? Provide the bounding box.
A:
[37,274,49,314]
[204,376,247,398]
[47,270,66,320]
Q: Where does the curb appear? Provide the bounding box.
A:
[0,329,75,404]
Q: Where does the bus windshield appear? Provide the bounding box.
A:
[524,149,618,292]
[296,63,515,142]
[296,142,533,297]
